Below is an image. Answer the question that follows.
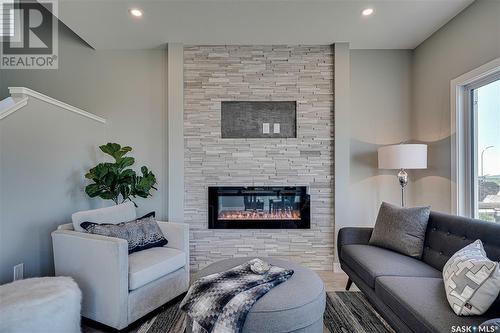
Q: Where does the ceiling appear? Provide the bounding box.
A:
[54,0,474,50]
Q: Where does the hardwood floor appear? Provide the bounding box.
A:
[82,271,355,333]
[316,270,358,292]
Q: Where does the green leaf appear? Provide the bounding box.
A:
[100,143,121,157]
[117,157,135,170]
[85,184,104,197]
[85,143,156,206]
[100,192,116,200]
[119,169,136,180]
[100,143,134,161]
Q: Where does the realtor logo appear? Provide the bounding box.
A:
[1,0,58,69]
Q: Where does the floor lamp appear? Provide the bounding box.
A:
[378,144,427,207]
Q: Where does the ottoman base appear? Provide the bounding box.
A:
[0,277,81,333]
[187,257,326,333]
[185,316,323,333]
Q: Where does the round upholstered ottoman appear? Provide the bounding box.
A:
[187,257,326,333]
[0,277,82,333]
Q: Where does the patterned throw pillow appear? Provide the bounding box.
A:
[81,216,168,254]
[443,240,500,316]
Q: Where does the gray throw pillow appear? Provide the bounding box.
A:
[81,216,168,254]
[369,202,430,258]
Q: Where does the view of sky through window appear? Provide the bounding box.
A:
[476,78,500,222]
[477,79,500,176]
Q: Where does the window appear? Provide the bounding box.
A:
[472,79,500,221]
[0,0,14,37]
[451,59,500,220]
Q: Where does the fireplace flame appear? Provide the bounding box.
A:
[218,210,301,220]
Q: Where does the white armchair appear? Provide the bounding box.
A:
[52,221,189,330]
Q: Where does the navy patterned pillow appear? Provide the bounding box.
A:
[80,216,168,254]
[139,211,155,219]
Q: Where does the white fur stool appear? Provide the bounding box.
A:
[0,276,82,333]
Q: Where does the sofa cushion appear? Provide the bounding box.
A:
[341,244,441,288]
[375,276,493,333]
[71,202,136,232]
[369,202,430,258]
[128,247,185,290]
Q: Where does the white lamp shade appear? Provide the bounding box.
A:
[378,144,427,170]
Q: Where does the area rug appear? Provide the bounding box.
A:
[121,291,394,333]
[130,296,186,333]
[324,291,395,333]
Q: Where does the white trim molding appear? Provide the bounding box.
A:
[0,97,28,120]
[7,87,106,124]
[334,43,350,265]
[166,44,184,222]
[450,57,500,216]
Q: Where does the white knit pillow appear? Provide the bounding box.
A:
[443,240,500,315]
[71,202,136,232]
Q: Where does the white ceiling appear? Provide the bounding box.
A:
[55,0,474,50]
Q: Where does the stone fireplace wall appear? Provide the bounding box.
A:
[184,45,334,270]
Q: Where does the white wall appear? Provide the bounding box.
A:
[0,24,166,217]
[411,0,500,212]
[348,50,413,226]
[333,48,414,264]
[0,24,166,283]
[0,98,105,283]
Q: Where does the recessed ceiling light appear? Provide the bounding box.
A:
[362,8,374,16]
[129,8,143,17]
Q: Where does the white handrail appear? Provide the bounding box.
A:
[4,87,106,123]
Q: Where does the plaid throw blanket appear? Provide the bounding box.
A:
[180,258,294,333]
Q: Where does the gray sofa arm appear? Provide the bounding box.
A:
[337,227,373,260]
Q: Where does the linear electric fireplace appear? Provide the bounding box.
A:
[208,186,310,229]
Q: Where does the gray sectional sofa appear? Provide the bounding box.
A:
[338,211,500,333]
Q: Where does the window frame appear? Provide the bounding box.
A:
[450,57,500,217]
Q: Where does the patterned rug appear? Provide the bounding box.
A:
[121,291,394,333]
[128,295,186,333]
[325,291,395,333]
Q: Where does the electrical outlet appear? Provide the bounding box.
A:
[262,123,270,134]
[273,123,280,134]
[13,263,23,281]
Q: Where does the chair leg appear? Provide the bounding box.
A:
[345,278,353,291]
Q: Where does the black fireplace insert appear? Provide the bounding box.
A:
[208,186,310,229]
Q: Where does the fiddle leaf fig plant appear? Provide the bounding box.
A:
[85,143,157,206]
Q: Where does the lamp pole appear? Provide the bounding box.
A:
[481,146,494,177]
[397,169,408,207]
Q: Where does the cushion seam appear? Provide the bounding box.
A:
[342,247,440,285]
[250,284,325,313]
[130,255,185,275]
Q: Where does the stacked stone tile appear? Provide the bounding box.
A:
[184,45,334,271]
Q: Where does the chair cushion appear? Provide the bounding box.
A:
[128,247,185,290]
[375,276,494,333]
[341,244,441,288]
[71,202,136,232]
